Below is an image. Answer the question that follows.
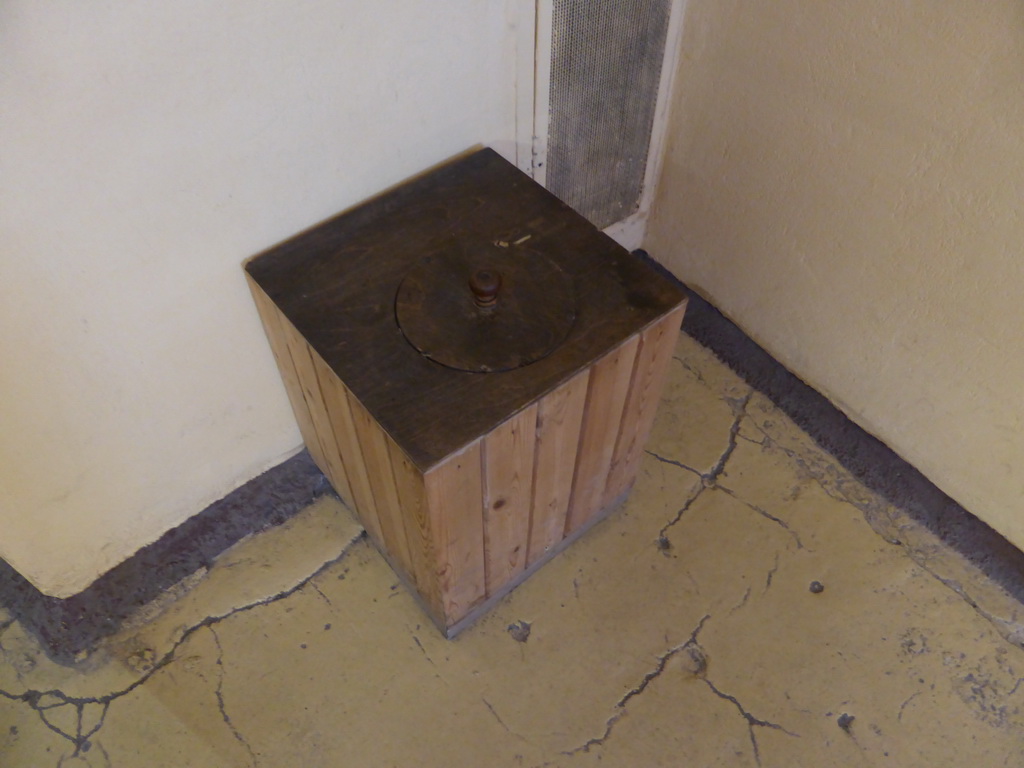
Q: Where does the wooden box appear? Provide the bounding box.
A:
[244,149,686,636]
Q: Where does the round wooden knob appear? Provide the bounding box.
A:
[397,251,575,372]
[469,269,502,308]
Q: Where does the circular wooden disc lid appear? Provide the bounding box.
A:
[395,248,576,372]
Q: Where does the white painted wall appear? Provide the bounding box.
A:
[0,1,525,597]
[648,1,1024,549]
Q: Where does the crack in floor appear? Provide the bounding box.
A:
[0,529,366,760]
[728,587,753,616]
[650,389,754,550]
[696,589,801,766]
[764,553,780,593]
[746,419,1024,650]
[0,618,25,687]
[737,432,768,447]
[55,739,110,767]
[652,481,703,549]
[707,392,753,485]
[211,626,258,766]
[1008,677,1024,697]
[747,422,903,544]
[897,691,921,722]
[673,354,709,387]
[645,451,701,478]
[24,695,109,760]
[701,677,798,767]
[410,634,436,668]
[562,593,796,765]
[310,582,334,607]
[482,696,526,742]
[562,614,711,756]
[716,484,804,549]
[914,562,1024,649]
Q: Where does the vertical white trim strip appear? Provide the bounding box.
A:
[531,0,554,184]
[604,0,689,250]
[510,0,539,174]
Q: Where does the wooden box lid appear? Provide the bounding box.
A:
[245,148,686,471]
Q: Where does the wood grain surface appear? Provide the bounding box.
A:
[482,404,537,593]
[424,443,486,624]
[603,304,687,507]
[245,148,687,471]
[564,336,641,535]
[527,370,589,565]
[245,147,688,633]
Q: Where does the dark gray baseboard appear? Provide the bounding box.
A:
[680,289,1024,606]
[0,450,331,664]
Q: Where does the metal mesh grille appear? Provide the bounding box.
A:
[546,0,672,229]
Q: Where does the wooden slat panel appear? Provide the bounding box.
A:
[313,356,385,547]
[246,277,327,473]
[306,352,355,509]
[527,370,589,566]
[564,336,641,535]
[602,304,686,507]
[482,404,537,594]
[278,322,355,511]
[424,442,486,625]
[386,439,444,623]
[349,394,414,579]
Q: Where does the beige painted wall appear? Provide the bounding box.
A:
[0,1,524,596]
[648,1,1024,548]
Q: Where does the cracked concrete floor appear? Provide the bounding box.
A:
[4,333,1024,767]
